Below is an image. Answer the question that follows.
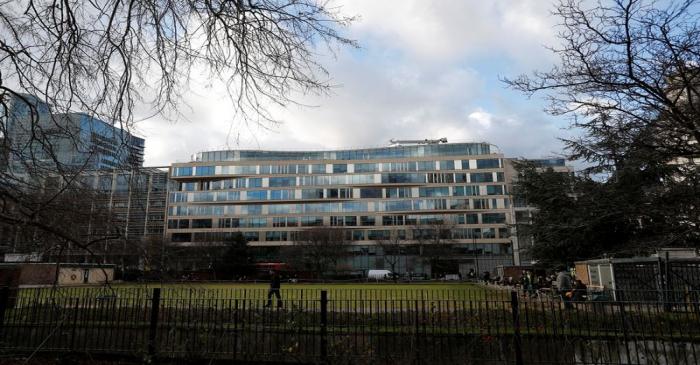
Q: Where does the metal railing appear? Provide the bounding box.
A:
[1,287,699,364]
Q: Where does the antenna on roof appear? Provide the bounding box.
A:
[389,138,448,146]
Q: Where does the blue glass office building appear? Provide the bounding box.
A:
[3,94,144,172]
[167,143,516,275]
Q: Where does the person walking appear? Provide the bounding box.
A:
[556,267,573,309]
[265,271,283,308]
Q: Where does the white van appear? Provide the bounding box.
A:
[367,269,393,280]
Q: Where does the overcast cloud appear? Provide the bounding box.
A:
[139,0,571,166]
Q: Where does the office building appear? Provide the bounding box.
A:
[2,93,144,174]
[0,168,168,269]
[166,142,515,276]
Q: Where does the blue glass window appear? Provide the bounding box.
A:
[246,190,267,200]
[476,159,500,169]
[333,164,347,173]
[439,160,455,170]
[195,166,215,176]
[270,189,294,200]
[416,161,436,171]
[174,167,193,176]
[470,173,493,183]
[354,163,377,173]
[302,189,324,199]
[419,187,449,197]
[269,177,296,187]
[311,164,326,174]
[486,185,504,195]
[248,178,263,188]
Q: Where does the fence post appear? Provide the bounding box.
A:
[233,298,239,360]
[0,287,9,332]
[320,290,328,362]
[510,291,524,365]
[148,288,161,358]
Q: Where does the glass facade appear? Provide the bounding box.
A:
[168,143,515,274]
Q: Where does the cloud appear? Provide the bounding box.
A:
[139,1,569,166]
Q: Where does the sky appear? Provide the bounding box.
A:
[138,0,572,166]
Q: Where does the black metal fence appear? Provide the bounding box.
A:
[1,287,699,364]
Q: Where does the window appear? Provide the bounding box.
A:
[419,187,450,197]
[453,185,479,196]
[345,216,357,226]
[382,215,405,226]
[416,161,436,171]
[248,178,263,188]
[496,172,505,182]
[381,173,426,184]
[332,164,347,173]
[171,233,191,242]
[439,160,455,170]
[360,216,375,226]
[311,164,326,174]
[352,230,365,241]
[328,188,352,198]
[486,185,504,195]
[173,167,193,177]
[219,218,239,228]
[427,173,454,184]
[455,173,467,183]
[330,215,357,226]
[191,219,212,228]
[476,159,500,169]
[302,189,324,199]
[386,187,411,198]
[482,213,506,224]
[301,216,323,226]
[472,199,490,209]
[382,162,415,172]
[368,230,390,240]
[354,163,377,173]
[245,190,266,200]
[266,231,288,241]
[470,173,493,183]
[269,177,296,187]
[360,188,382,199]
[270,189,294,200]
[178,220,190,229]
[195,166,215,176]
[273,217,297,227]
[243,232,259,241]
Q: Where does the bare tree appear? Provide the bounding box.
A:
[285,227,349,278]
[503,0,699,171]
[0,1,356,266]
[412,215,457,279]
[375,230,407,282]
